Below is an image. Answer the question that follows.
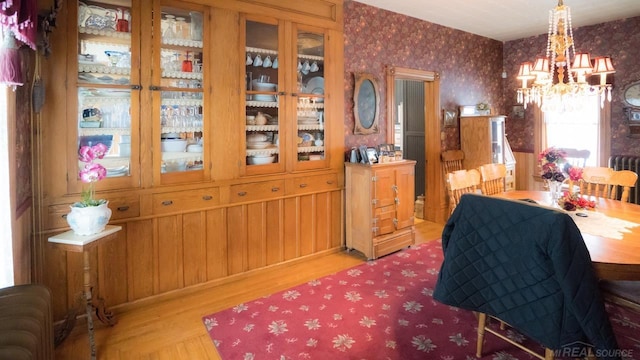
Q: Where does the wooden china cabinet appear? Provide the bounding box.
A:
[33,0,345,322]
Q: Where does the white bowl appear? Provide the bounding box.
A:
[248,155,275,165]
[251,80,277,91]
[253,94,276,102]
[247,141,271,149]
[165,160,187,172]
[247,133,268,142]
[161,139,187,152]
[187,144,203,153]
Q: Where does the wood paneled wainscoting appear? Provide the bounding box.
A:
[53,220,444,359]
[36,183,344,322]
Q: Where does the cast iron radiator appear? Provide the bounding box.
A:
[608,155,640,205]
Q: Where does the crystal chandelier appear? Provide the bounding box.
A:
[516,0,615,112]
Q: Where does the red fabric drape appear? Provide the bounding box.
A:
[0,0,36,86]
[0,0,37,50]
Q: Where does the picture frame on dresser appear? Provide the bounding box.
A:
[366,147,378,164]
[358,145,369,164]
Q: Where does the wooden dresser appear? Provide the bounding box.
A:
[345,160,416,260]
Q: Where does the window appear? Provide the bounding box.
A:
[0,86,14,288]
[544,96,600,167]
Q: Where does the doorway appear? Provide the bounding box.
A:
[394,79,425,197]
[385,67,445,223]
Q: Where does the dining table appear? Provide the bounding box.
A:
[496,190,640,281]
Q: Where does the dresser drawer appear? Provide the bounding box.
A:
[108,195,140,220]
[46,195,139,229]
[152,187,220,215]
[287,173,339,195]
[229,180,285,204]
[47,204,73,230]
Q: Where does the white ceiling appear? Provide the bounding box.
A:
[354,0,640,42]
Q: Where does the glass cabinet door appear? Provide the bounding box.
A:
[244,19,283,174]
[74,0,139,190]
[294,26,327,169]
[156,3,206,180]
[491,117,505,164]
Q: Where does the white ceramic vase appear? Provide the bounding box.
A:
[66,202,112,236]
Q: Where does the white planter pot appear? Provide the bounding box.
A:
[66,202,112,236]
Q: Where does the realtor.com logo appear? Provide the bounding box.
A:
[554,341,633,359]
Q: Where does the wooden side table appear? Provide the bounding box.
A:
[48,225,122,360]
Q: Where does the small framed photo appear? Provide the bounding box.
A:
[443,109,457,127]
[626,108,640,122]
[377,143,394,154]
[366,147,378,164]
[358,145,369,164]
[511,104,525,119]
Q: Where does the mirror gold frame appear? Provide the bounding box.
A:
[353,73,380,134]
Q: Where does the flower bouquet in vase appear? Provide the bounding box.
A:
[66,143,112,235]
[538,147,566,200]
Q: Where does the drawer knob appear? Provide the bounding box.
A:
[238,191,247,197]
[326,180,334,184]
[162,200,173,206]
[299,184,307,188]
[272,187,280,192]
[202,195,213,201]
[61,214,67,219]
[117,206,130,211]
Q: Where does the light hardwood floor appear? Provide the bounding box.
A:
[55,220,444,359]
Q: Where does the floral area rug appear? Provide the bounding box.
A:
[203,240,640,360]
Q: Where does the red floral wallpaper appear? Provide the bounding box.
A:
[344,1,640,158]
[504,16,640,156]
[343,1,504,152]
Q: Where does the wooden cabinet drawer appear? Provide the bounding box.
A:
[46,195,140,229]
[229,180,285,203]
[287,173,339,195]
[152,187,220,215]
[108,195,140,220]
[47,204,73,230]
[373,205,395,236]
[373,227,414,259]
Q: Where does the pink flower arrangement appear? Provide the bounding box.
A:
[76,143,108,207]
[567,166,583,181]
[558,192,596,211]
[538,147,567,182]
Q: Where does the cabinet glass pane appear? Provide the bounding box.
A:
[77,1,132,86]
[296,30,324,162]
[491,118,504,164]
[77,87,132,177]
[77,0,133,179]
[245,21,280,166]
[159,7,205,173]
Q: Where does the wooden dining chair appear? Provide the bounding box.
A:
[594,169,640,312]
[478,163,507,195]
[560,148,590,168]
[441,150,464,174]
[579,167,638,201]
[445,169,480,214]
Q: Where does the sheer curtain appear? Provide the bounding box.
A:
[534,96,611,167]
